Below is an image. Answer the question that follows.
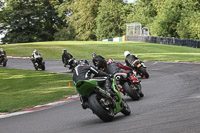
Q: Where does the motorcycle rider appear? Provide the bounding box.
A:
[105,58,144,97]
[0,48,6,57]
[124,51,138,69]
[0,48,7,63]
[92,53,107,71]
[73,59,113,109]
[62,49,73,67]
[31,49,43,65]
[105,58,132,74]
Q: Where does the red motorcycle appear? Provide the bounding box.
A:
[114,71,144,100]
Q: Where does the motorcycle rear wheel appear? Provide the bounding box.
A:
[88,94,114,122]
[123,82,140,100]
[34,65,38,70]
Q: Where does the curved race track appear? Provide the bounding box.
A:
[0,58,200,133]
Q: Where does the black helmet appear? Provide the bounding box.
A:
[92,53,96,58]
[63,49,67,53]
[78,60,89,66]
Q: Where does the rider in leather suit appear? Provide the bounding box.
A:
[62,49,73,67]
[124,51,138,69]
[73,60,112,109]
[92,53,107,71]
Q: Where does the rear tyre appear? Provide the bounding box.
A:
[123,82,140,100]
[3,61,7,67]
[139,67,149,78]
[88,94,114,122]
[121,99,131,116]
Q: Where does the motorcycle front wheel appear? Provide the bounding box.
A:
[88,94,114,122]
[123,82,140,100]
[134,83,144,97]
[138,67,149,78]
[34,66,38,70]
[3,61,7,67]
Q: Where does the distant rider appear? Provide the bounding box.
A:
[0,48,6,57]
[92,53,107,71]
[73,60,112,109]
[62,49,73,67]
[0,48,7,62]
[31,49,42,64]
[124,51,138,69]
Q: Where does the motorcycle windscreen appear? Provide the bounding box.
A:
[76,80,98,96]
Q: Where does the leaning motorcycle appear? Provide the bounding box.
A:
[75,76,131,122]
[31,57,45,70]
[114,72,143,100]
[132,59,149,78]
[0,54,8,67]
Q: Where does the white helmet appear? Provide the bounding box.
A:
[124,51,130,57]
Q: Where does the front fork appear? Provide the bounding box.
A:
[111,79,123,114]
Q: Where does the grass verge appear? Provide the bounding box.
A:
[1,41,200,62]
[0,68,76,112]
[1,41,200,112]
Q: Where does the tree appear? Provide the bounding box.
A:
[0,0,64,44]
[96,0,128,40]
[67,0,102,40]
[54,26,76,41]
[52,0,76,41]
[0,0,41,43]
[126,0,157,27]
[0,0,5,35]
[176,0,200,39]
[150,0,200,39]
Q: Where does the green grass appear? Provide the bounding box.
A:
[0,68,76,112]
[1,41,200,112]
[1,41,200,62]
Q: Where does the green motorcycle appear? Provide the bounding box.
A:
[75,77,131,122]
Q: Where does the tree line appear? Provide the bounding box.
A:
[0,0,199,44]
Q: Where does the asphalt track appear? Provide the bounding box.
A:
[1,58,200,133]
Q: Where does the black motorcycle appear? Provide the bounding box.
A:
[31,57,45,70]
[114,71,144,100]
[132,59,149,78]
[0,54,8,67]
